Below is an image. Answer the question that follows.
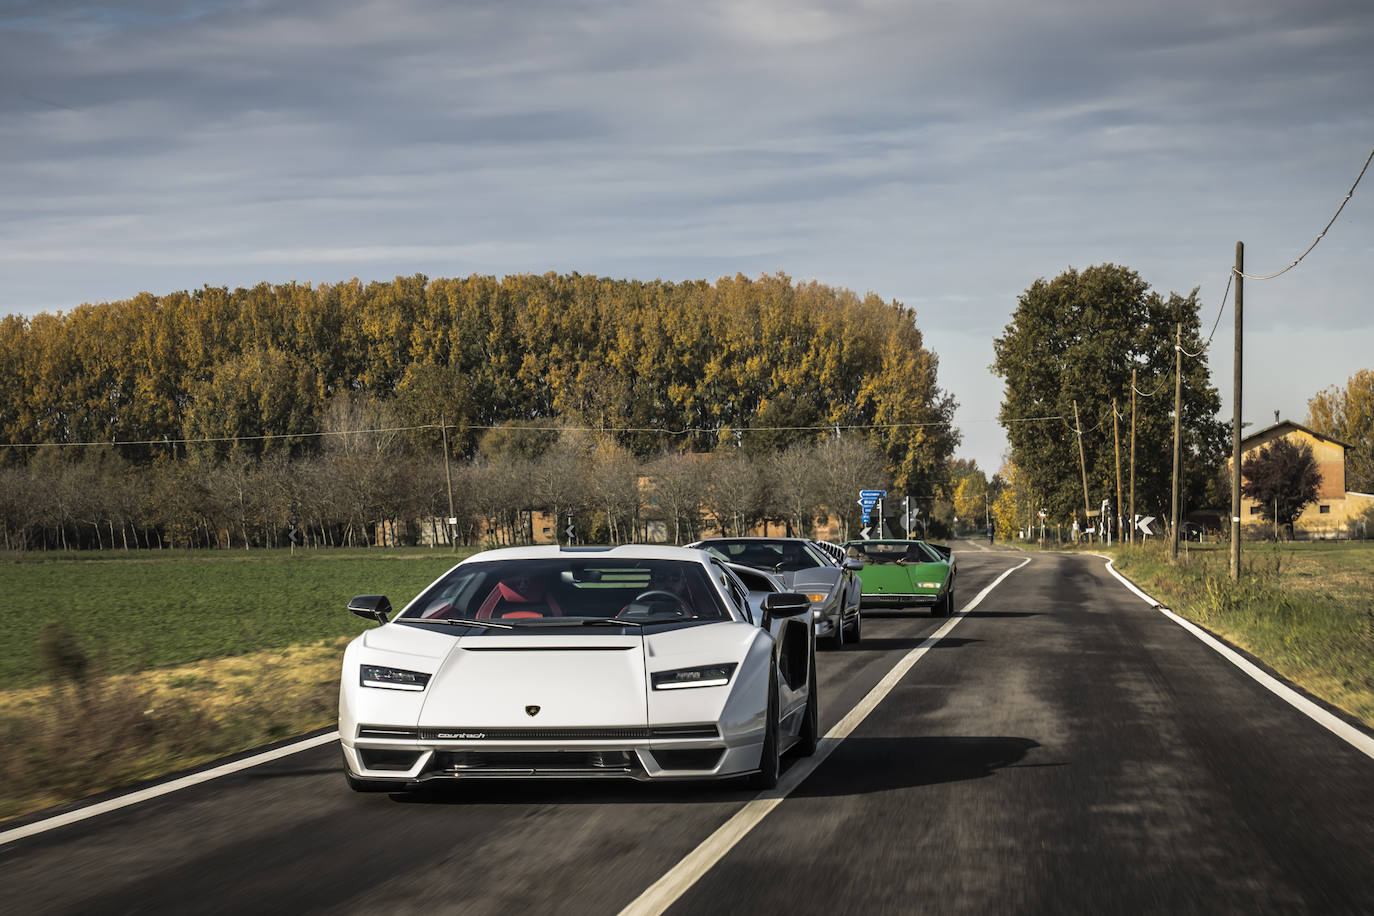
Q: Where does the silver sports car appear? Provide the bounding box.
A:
[689,537,863,649]
[339,545,818,792]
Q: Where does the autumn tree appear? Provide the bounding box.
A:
[1307,369,1374,493]
[1241,438,1320,539]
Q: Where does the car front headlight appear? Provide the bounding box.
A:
[916,581,942,589]
[802,592,828,603]
[651,663,738,690]
[360,664,432,691]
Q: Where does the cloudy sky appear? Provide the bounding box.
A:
[2,0,1371,471]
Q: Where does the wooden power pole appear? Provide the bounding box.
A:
[1230,243,1244,581]
[1074,400,1090,527]
[1170,323,1183,562]
[1113,397,1122,546]
[441,418,457,553]
[1129,368,1137,545]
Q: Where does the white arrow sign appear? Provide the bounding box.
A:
[1137,515,1156,535]
[859,525,873,539]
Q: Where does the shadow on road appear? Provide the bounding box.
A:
[847,637,982,651]
[386,778,761,808]
[962,610,1041,618]
[794,735,1042,797]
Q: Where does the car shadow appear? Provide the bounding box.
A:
[848,637,981,651]
[962,611,1041,618]
[387,778,763,807]
[861,610,940,619]
[374,736,1044,807]
[793,735,1044,797]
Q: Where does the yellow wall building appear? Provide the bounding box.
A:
[1238,421,1374,539]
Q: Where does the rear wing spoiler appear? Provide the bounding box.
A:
[927,543,952,560]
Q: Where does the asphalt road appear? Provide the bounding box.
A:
[4,547,1373,914]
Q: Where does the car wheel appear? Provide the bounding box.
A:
[749,673,781,789]
[821,610,844,650]
[345,771,393,793]
[847,607,862,643]
[945,588,956,616]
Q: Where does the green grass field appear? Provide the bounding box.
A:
[0,547,477,687]
[1111,540,1374,728]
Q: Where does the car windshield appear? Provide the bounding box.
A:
[846,541,940,565]
[695,539,823,572]
[399,558,729,624]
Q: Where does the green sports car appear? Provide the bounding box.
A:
[842,539,957,617]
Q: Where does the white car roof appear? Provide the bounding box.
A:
[464,544,714,564]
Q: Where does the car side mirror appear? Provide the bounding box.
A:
[842,557,863,571]
[761,592,810,625]
[349,594,392,626]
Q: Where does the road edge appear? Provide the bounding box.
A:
[1096,553,1374,762]
[0,729,340,847]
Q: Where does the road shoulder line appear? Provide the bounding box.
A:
[1098,555,1374,762]
[0,731,341,847]
[618,555,1032,916]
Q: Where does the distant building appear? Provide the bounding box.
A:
[1235,420,1374,539]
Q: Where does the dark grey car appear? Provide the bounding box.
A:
[689,537,863,649]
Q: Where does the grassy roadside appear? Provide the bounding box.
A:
[0,546,478,686]
[0,639,345,821]
[0,546,478,822]
[1110,540,1374,729]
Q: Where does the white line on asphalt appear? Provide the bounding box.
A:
[619,556,1033,916]
[1099,556,1374,762]
[0,731,341,847]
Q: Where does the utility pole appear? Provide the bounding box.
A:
[441,418,457,553]
[1230,243,1244,581]
[1073,400,1090,525]
[1170,323,1183,562]
[1113,396,1122,549]
[1129,368,1137,546]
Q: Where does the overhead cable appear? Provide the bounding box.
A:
[1233,145,1374,281]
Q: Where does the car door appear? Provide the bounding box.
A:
[716,561,808,729]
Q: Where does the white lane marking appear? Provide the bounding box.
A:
[0,731,341,847]
[619,556,1033,916]
[1098,555,1374,761]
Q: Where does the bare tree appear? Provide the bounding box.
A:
[702,450,767,537]
[813,435,890,542]
[767,443,824,537]
[644,453,708,544]
[588,441,642,543]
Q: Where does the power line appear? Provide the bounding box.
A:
[1,414,1078,450]
[1179,270,1234,359]
[1233,145,1374,282]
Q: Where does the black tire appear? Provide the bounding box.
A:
[345,771,394,793]
[945,588,956,616]
[821,610,844,650]
[795,663,819,758]
[749,674,781,789]
[847,607,862,644]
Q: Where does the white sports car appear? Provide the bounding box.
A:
[339,544,818,792]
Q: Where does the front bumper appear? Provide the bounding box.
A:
[860,592,938,609]
[342,723,762,783]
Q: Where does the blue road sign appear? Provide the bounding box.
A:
[860,489,887,499]
[861,514,871,524]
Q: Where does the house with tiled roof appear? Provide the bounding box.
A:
[1236,420,1374,539]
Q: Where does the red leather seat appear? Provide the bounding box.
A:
[476,580,563,619]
